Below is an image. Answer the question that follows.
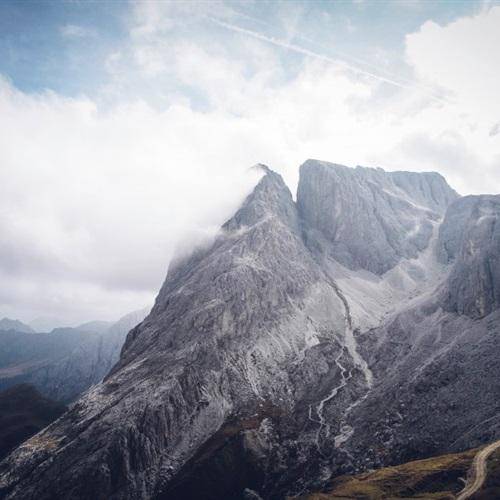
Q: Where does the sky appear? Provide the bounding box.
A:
[0,0,499,327]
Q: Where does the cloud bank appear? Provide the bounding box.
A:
[0,2,499,324]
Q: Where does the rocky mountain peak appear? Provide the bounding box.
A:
[223,165,297,232]
[297,159,459,274]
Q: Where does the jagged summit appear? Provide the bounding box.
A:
[223,166,296,231]
[251,162,273,174]
[1,160,498,500]
[300,159,458,214]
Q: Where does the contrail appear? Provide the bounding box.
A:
[229,9,426,91]
[297,34,447,99]
[208,16,449,104]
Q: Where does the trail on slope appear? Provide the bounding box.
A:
[456,439,500,500]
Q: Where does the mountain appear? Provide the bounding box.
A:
[29,319,113,335]
[0,318,35,334]
[336,194,500,473]
[0,384,66,461]
[297,160,457,275]
[0,161,497,500]
[0,328,103,402]
[0,309,149,403]
[29,317,68,333]
[74,320,114,335]
[95,308,151,379]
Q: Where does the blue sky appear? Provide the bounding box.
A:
[0,0,487,100]
[1,0,499,325]
[0,1,124,94]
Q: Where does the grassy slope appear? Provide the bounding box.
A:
[300,448,486,499]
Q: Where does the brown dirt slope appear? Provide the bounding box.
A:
[301,448,482,499]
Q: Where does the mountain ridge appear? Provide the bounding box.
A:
[1,161,498,500]
[0,308,149,403]
[0,319,35,335]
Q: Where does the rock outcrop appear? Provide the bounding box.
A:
[297,160,458,274]
[439,195,500,318]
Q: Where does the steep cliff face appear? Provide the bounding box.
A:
[1,161,497,500]
[297,160,458,275]
[439,195,500,318]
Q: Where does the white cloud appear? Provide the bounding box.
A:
[405,5,500,124]
[1,2,499,324]
[0,78,263,324]
[399,5,500,192]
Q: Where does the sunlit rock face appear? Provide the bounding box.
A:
[297,160,458,275]
[1,161,498,500]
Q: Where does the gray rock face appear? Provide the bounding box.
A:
[343,305,500,471]
[439,195,500,318]
[297,160,458,274]
[337,194,500,470]
[1,161,497,500]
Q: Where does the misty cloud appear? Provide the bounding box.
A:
[0,2,499,324]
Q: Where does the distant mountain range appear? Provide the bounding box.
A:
[0,308,149,403]
[0,160,499,499]
[0,318,35,334]
[1,317,114,335]
[28,316,69,333]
